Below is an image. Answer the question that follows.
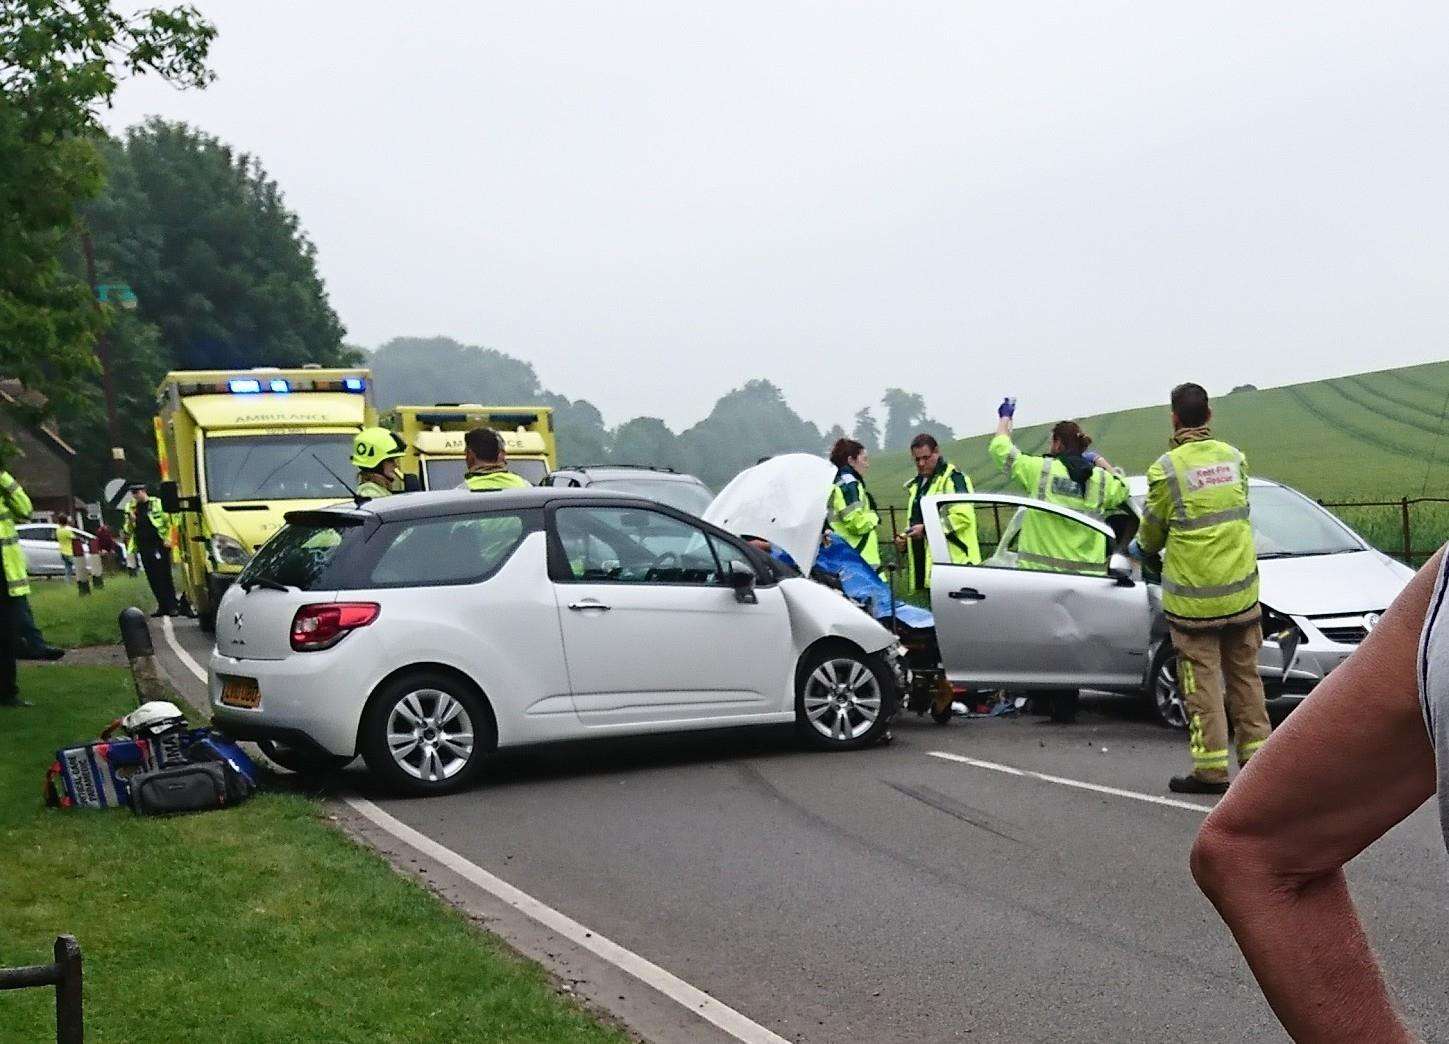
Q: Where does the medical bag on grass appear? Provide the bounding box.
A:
[45,738,154,809]
[129,760,254,816]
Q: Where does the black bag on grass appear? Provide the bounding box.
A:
[130,760,253,816]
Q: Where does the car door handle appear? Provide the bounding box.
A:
[568,600,612,612]
[949,587,986,601]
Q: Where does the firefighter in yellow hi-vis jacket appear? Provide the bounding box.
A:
[1136,382,1270,795]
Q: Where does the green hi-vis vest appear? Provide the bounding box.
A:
[461,469,531,493]
[1140,439,1258,621]
[0,471,33,598]
[827,468,881,567]
[356,478,393,500]
[55,524,74,559]
[988,434,1129,573]
[903,461,980,593]
[122,499,175,557]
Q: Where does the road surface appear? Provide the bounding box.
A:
[156,616,1448,1043]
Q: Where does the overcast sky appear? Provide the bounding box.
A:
[105,1,1449,435]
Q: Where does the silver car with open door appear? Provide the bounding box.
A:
[921,492,1158,693]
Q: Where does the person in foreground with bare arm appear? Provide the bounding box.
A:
[1191,546,1443,1042]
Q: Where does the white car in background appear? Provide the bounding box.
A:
[18,522,100,577]
[209,475,898,795]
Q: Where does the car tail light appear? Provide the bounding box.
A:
[290,602,380,651]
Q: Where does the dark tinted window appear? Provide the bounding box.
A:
[367,512,531,587]
[238,524,348,590]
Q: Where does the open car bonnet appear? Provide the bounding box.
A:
[704,454,835,573]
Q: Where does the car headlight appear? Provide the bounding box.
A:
[210,533,252,568]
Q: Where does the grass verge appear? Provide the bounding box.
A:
[27,572,156,648]
[0,666,628,1043]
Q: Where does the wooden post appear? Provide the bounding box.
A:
[1401,497,1412,565]
[54,935,82,1044]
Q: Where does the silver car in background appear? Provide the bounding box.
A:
[1126,476,1414,726]
[18,522,101,578]
[919,478,1413,728]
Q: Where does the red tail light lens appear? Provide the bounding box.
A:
[290,602,380,651]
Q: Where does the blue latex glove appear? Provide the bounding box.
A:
[1126,538,1144,561]
[997,397,1017,419]
[1082,450,1101,465]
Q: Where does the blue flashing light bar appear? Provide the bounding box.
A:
[228,378,262,394]
[268,379,291,393]
[342,377,365,392]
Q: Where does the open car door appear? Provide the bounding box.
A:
[922,492,1151,690]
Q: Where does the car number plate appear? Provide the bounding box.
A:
[219,675,260,709]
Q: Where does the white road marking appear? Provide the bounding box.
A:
[346,796,790,1044]
[161,615,208,683]
[158,615,786,1043]
[926,751,1216,814]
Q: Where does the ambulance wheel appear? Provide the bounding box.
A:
[257,739,353,775]
[796,645,895,750]
[360,671,494,795]
[1146,643,1188,730]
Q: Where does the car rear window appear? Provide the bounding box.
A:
[365,512,534,587]
[238,524,349,591]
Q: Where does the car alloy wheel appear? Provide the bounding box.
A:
[802,656,883,742]
[1153,648,1188,729]
[386,688,476,783]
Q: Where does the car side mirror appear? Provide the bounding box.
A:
[1107,552,1135,587]
[402,473,422,493]
[727,560,759,604]
[159,480,181,514]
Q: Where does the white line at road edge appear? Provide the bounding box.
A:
[161,614,208,684]
[158,614,787,1044]
[926,751,1216,815]
[346,797,789,1044]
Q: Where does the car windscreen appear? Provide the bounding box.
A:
[204,434,355,502]
[589,477,713,516]
[1133,485,1363,557]
[1248,486,1363,557]
[237,523,350,590]
[423,457,546,489]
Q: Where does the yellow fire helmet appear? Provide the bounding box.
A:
[351,427,408,470]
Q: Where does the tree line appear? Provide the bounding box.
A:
[369,336,954,488]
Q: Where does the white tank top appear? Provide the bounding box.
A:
[1417,552,1449,850]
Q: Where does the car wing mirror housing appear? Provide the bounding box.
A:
[728,560,759,603]
[158,480,198,513]
[1107,552,1135,587]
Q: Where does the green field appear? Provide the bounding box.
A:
[870,359,1449,561]
[28,572,155,648]
[1,667,624,1043]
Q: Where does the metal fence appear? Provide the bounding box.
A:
[1318,496,1449,567]
[0,936,83,1043]
[879,497,1449,569]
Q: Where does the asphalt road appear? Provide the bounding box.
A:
[159,616,1449,1043]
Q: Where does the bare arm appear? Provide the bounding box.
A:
[995,415,1012,438]
[1191,549,1441,1041]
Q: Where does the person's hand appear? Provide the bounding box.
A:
[997,397,1017,419]
[908,523,926,539]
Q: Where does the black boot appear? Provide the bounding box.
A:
[1169,775,1228,795]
